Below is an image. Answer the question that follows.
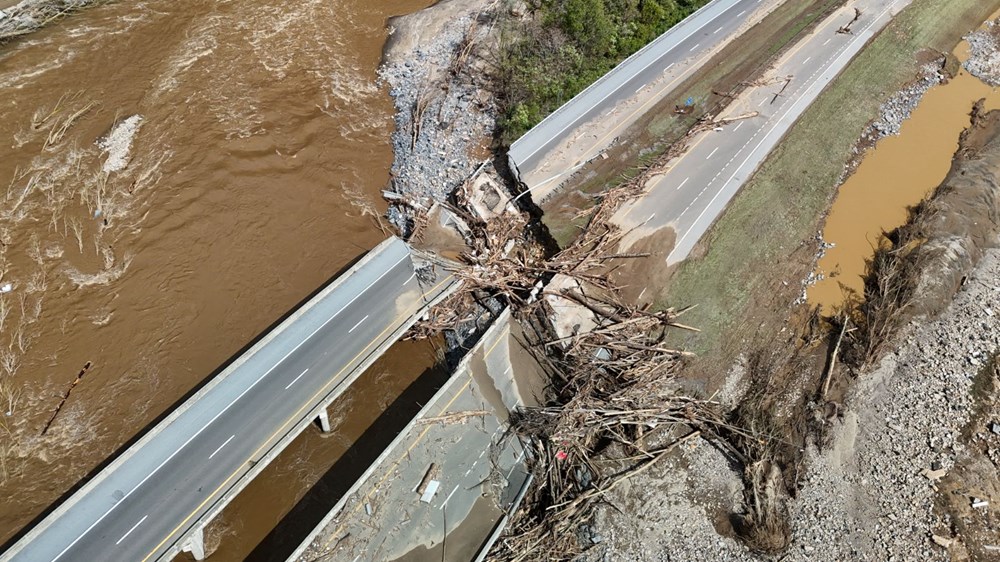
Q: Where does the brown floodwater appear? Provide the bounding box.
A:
[0,0,438,558]
[808,41,1000,312]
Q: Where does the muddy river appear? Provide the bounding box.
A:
[0,0,438,559]
[809,40,1000,312]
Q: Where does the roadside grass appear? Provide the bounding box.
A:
[542,0,844,247]
[662,0,1000,355]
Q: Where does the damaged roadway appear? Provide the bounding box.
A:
[613,0,914,263]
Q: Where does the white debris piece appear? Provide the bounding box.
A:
[97,114,143,173]
[419,480,440,503]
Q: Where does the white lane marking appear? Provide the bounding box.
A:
[706,147,720,159]
[115,515,148,546]
[401,271,415,287]
[330,253,409,321]
[671,3,895,262]
[665,63,674,71]
[677,176,690,190]
[635,85,644,94]
[348,315,370,334]
[209,435,236,460]
[440,484,461,510]
[713,26,724,34]
[737,9,746,17]
[823,37,832,46]
[478,450,486,460]
[351,556,361,562]
[758,97,768,107]
[49,251,413,562]
[689,42,700,52]
[647,212,656,221]
[285,368,310,390]
[734,121,744,132]
[803,56,812,65]
[505,450,528,480]
[515,0,751,163]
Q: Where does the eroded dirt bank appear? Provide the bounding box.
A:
[583,99,1000,562]
[0,0,443,557]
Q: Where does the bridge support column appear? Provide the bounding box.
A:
[316,408,332,433]
[182,526,206,560]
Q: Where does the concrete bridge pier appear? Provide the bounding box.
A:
[316,408,332,434]
[182,526,206,560]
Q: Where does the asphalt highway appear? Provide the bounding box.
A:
[615,0,913,264]
[508,0,779,201]
[2,237,457,562]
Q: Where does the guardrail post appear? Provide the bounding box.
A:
[182,526,206,561]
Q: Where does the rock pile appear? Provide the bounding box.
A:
[964,21,1000,86]
[0,0,95,41]
[379,6,497,234]
[859,62,944,143]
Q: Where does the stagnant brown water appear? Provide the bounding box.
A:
[0,0,439,559]
[809,42,1000,312]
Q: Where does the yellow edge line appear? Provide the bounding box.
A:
[141,274,456,561]
[320,322,510,550]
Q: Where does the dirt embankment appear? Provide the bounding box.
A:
[909,102,1000,315]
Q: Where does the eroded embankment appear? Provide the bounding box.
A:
[581,94,1000,562]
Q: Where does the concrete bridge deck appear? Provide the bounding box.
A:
[1,237,459,562]
[289,307,546,562]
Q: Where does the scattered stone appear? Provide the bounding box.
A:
[921,467,948,482]
[586,249,1000,561]
[932,534,954,548]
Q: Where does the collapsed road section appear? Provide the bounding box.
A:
[289,308,547,562]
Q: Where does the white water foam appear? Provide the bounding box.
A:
[97,114,143,173]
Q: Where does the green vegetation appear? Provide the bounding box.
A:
[663,0,1000,354]
[495,0,711,146]
[540,0,840,247]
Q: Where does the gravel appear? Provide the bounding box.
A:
[379,6,497,234]
[964,21,1000,86]
[587,249,1000,561]
[585,439,754,562]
